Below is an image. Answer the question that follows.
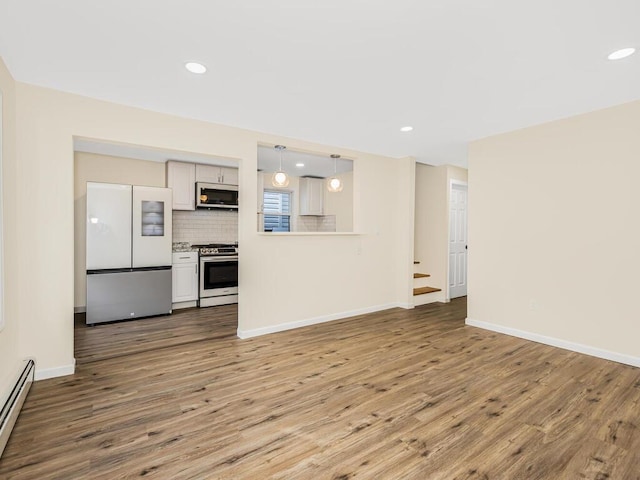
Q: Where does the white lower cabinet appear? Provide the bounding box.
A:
[172,252,198,304]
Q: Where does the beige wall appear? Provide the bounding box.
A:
[468,100,640,363]
[74,152,166,309]
[0,57,20,402]
[324,171,354,232]
[415,164,446,302]
[394,157,417,307]
[414,164,468,303]
[13,81,414,377]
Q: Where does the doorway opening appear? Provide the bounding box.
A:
[73,137,240,363]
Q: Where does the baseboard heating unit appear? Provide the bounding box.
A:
[0,359,35,458]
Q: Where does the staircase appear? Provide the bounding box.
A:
[413,261,442,306]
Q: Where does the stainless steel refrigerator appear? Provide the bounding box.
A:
[86,182,173,325]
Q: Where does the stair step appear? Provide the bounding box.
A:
[413,286,442,296]
[413,273,430,279]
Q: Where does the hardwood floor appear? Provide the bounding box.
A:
[73,305,239,364]
[1,299,639,479]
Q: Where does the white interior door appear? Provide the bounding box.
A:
[449,183,468,298]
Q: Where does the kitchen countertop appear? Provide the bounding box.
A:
[172,242,198,253]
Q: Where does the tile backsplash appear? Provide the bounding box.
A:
[295,215,336,232]
[173,209,238,245]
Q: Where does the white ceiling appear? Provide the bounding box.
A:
[257,145,352,178]
[1,1,639,167]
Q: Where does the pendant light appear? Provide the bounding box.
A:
[326,154,343,193]
[272,145,290,188]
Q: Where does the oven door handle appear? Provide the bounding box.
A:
[200,256,238,263]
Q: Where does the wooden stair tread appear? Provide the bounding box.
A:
[413,273,430,278]
[413,286,441,296]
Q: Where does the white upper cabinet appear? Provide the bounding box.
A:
[195,164,219,184]
[166,161,196,210]
[167,161,239,210]
[220,167,239,186]
[196,164,238,186]
[299,177,324,216]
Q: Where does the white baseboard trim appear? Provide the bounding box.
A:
[466,318,640,368]
[35,359,76,381]
[238,303,408,339]
[397,302,414,310]
[74,306,86,313]
[172,300,198,310]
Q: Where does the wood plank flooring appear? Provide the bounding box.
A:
[1,299,639,479]
[73,306,239,364]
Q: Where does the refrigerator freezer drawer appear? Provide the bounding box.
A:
[87,268,172,325]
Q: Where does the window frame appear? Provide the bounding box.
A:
[263,189,292,233]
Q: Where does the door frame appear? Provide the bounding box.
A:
[447,179,468,301]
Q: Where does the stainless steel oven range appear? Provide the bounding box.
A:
[196,244,238,307]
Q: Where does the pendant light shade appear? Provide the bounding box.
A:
[272,145,289,188]
[326,154,343,193]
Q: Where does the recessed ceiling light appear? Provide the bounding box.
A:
[185,62,207,74]
[295,162,305,167]
[607,48,636,60]
[400,126,413,132]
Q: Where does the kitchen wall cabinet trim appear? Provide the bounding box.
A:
[167,161,196,210]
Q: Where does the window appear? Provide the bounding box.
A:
[263,190,291,232]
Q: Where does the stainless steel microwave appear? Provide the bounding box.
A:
[196,182,239,209]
